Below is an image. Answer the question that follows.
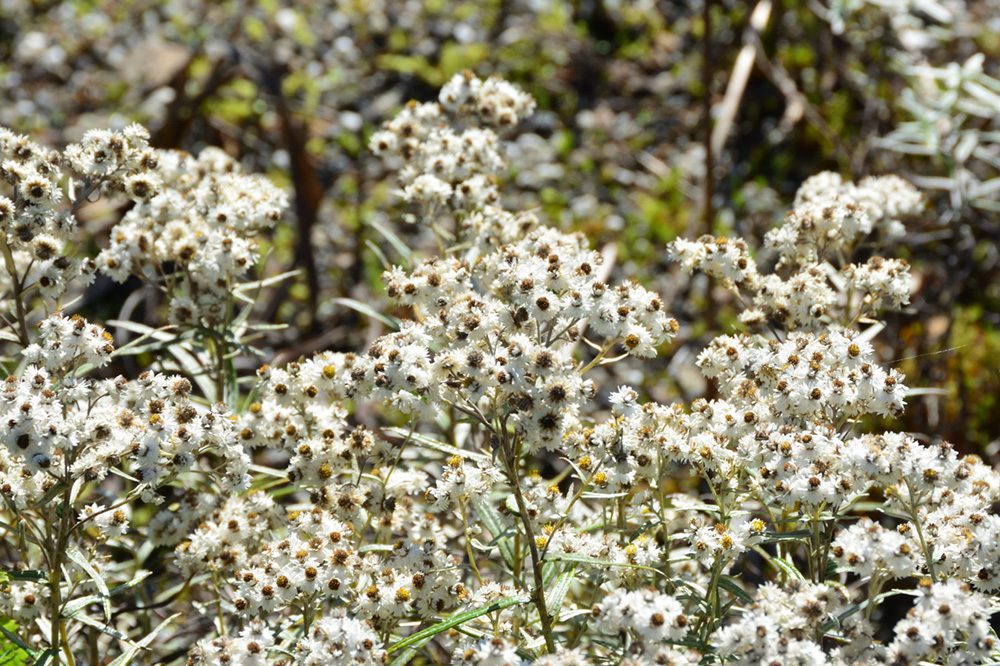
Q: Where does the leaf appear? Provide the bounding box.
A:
[31,650,55,666]
[0,570,45,584]
[387,595,530,657]
[364,239,392,271]
[383,428,488,462]
[762,530,812,543]
[470,498,515,569]
[65,548,111,622]
[753,546,805,581]
[108,320,215,397]
[367,218,413,266]
[62,570,152,617]
[107,324,179,360]
[233,269,301,295]
[330,298,399,329]
[0,620,33,665]
[820,589,915,633]
[905,387,949,397]
[71,614,137,645]
[580,491,630,500]
[717,576,753,604]
[105,612,180,666]
[545,565,577,620]
[545,553,666,576]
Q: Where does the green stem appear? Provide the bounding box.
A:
[501,435,556,653]
[0,237,30,346]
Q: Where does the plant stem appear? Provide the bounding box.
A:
[212,331,228,405]
[903,481,937,582]
[500,434,556,653]
[1,237,30,346]
[460,500,483,585]
[48,471,76,666]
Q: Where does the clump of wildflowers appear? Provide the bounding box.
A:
[97,147,287,326]
[1,74,997,666]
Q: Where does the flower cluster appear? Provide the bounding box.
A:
[888,579,997,664]
[370,72,534,216]
[712,580,856,664]
[237,355,397,486]
[229,507,359,616]
[347,225,678,452]
[0,315,249,505]
[591,588,690,649]
[2,75,997,666]
[97,147,287,326]
[670,173,923,329]
[62,123,161,201]
[0,128,92,314]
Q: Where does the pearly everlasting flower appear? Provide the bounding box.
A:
[98,147,287,326]
[1,315,249,489]
[22,313,114,370]
[63,124,160,199]
[294,613,387,665]
[371,73,532,216]
[712,580,852,665]
[450,636,524,665]
[439,72,536,126]
[887,579,997,664]
[78,503,130,539]
[338,226,678,454]
[591,588,689,649]
[670,173,922,331]
[185,619,277,666]
[0,127,96,311]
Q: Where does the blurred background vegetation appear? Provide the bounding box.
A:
[0,0,996,452]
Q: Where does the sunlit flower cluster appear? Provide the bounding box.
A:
[0,128,94,313]
[1,75,997,666]
[370,72,534,215]
[97,147,287,326]
[0,315,248,509]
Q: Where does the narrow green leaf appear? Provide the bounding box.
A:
[108,570,152,597]
[545,565,577,619]
[0,571,45,584]
[387,595,530,656]
[70,614,136,645]
[65,548,111,622]
[233,269,301,294]
[367,218,413,266]
[0,620,34,663]
[545,553,666,577]
[364,239,392,271]
[717,576,753,604]
[820,589,916,633]
[31,650,55,666]
[330,298,400,329]
[753,546,805,581]
[61,595,103,618]
[105,613,180,666]
[762,530,813,543]
[384,428,489,462]
[470,498,515,569]
[63,570,153,617]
